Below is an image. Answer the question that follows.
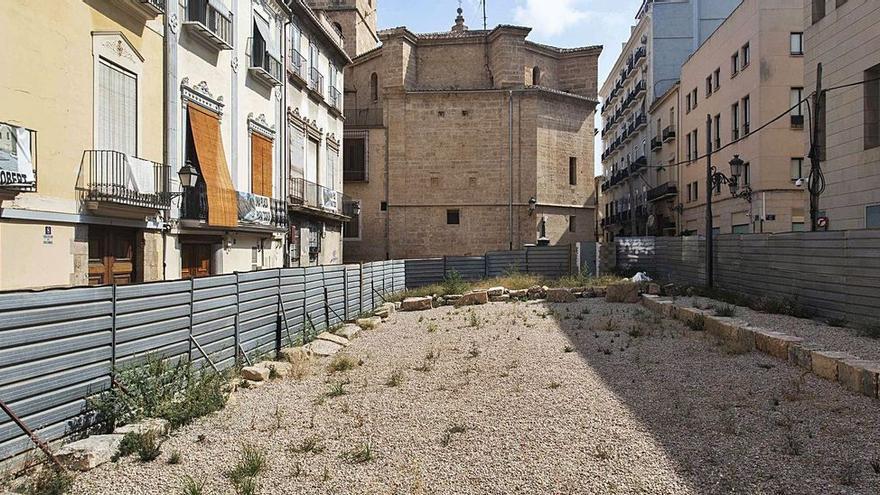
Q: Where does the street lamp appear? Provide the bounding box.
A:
[178,160,199,189]
[709,154,753,203]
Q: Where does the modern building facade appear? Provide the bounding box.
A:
[804,0,880,230]
[598,0,741,240]
[0,0,167,289]
[341,9,601,261]
[679,0,806,235]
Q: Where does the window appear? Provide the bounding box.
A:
[692,88,698,109]
[812,0,826,24]
[741,43,750,68]
[713,68,720,91]
[867,205,880,228]
[380,201,387,211]
[343,133,368,181]
[446,209,460,225]
[687,183,692,202]
[569,157,577,185]
[569,215,576,233]
[731,102,740,140]
[370,72,378,102]
[343,200,361,239]
[713,114,721,150]
[731,52,739,76]
[685,132,692,161]
[791,87,805,117]
[791,157,805,180]
[732,224,750,234]
[250,132,273,196]
[743,163,751,186]
[307,222,321,259]
[693,128,698,159]
[289,223,301,262]
[686,93,692,113]
[790,32,804,55]
[693,181,699,201]
[532,66,542,85]
[865,64,880,149]
[96,59,137,157]
[706,76,713,97]
[742,96,751,134]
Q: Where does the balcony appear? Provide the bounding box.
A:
[651,136,662,151]
[183,0,233,50]
[308,67,325,99]
[120,0,164,17]
[77,150,170,210]
[345,107,383,128]
[647,182,678,202]
[633,46,646,67]
[791,115,804,129]
[633,79,646,97]
[288,177,351,222]
[328,87,342,115]
[634,113,647,130]
[662,125,676,143]
[249,50,282,87]
[287,48,308,85]
[181,185,288,229]
[629,156,647,174]
[600,181,610,193]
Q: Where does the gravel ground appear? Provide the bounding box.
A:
[679,295,880,361]
[64,299,880,495]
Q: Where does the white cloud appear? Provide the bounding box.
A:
[513,0,589,37]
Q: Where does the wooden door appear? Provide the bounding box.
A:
[88,227,136,285]
[181,243,212,279]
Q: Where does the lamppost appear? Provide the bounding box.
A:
[705,114,752,288]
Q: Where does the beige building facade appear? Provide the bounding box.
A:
[0,0,166,290]
[342,9,601,262]
[804,0,880,230]
[679,0,806,235]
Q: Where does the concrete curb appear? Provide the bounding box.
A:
[641,294,879,400]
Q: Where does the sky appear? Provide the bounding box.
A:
[376,0,644,174]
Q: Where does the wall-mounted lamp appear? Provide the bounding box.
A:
[528,196,537,216]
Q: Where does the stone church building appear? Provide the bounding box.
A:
[311,3,602,261]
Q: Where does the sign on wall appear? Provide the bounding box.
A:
[0,123,36,187]
[237,191,273,226]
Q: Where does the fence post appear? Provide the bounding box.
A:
[525,248,530,274]
[323,286,331,330]
[111,283,117,379]
[359,262,364,317]
[275,270,282,357]
[483,254,489,278]
[343,266,348,321]
[188,277,194,364]
[234,272,241,366]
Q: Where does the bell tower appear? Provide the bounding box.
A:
[305,0,379,59]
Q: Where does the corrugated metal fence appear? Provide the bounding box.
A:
[616,231,880,324]
[0,260,404,463]
[403,245,578,288]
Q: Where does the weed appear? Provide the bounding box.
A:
[687,314,706,332]
[21,469,73,495]
[783,432,803,456]
[440,423,468,446]
[839,461,860,486]
[627,325,644,338]
[327,381,348,397]
[268,366,281,380]
[168,450,182,465]
[117,431,161,462]
[227,445,267,490]
[871,459,880,474]
[713,304,737,317]
[467,341,481,359]
[603,319,619,333]
[342,441,375,464]
[327,354,359,373]
[593,445,611,461]
[291,435,325,454]
[467,309,480,328]
[179,475,206,495]
[563,345,575,353]
[547,381,561,389]
[386,369,405,387]
[427,323,438,333]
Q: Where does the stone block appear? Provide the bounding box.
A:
[647,283,662,295]
[317,332,350,346]
[335,324,361,340]
[508,289,528,299]
[57,434,123,471]
[380,302,396,315]
[486,286,506,297]
[114,418,170,438]
[605,282,640,303]
[753,330,803,360]
[526,286,546,300]
[455,290,489,306]
[401,296,433,311]
[810,350,854,381]
[304,339,343,357]
[257,361,293,378]
[787,343,824,371]
[592,286,607,297]
[357,316,382,329]
[490,294,511,303]
[279,347,312,364]
[705,317,746,342]
[838,359,880,398]
[374,307,391,319]
[241,366,270,382]
[546,288,576,303]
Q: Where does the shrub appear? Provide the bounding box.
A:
[474,270,543,290]
[327,354,359,373]
[327,381,348,397]
[179,475,205,495]
[117,431,161,462]
[687,314,706,332]
[168,450,182,465]
[21,469,73,495]
[386,369,405,387]
[342,441,375,464]
[227,445,267,490]
[712,304,737,317]
[291,436,325,454]
[88,355,228,433]
[441,270,471,296]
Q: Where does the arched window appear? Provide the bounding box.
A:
[333,22,343,38]
[532,66,541,86]
[370,72,378,102]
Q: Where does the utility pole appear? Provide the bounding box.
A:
[704,114,714,289]
[482,0,488,30]
[809,63,823,231]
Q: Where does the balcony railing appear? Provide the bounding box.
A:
[328,87,342,112]
[249,49,282,86]
[288,177,351,219]
[629,156,647,174]
[651,136,662,151]
[77,150,170,209]
[309,67,325,97]
[183,0,233,49]
[647,181,678,202]
[181,185,288,228]
[344,107,383,127]
[288,48,307,82]
[662,125,676,142]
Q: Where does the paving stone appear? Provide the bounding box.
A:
[114,418,170,438]
[374,307,391,319]
[527,286,546,300]
[546,288,576,303]
[401,296,433,311]
[304,339,343,357]
[335,324,361,340]
[57,434,123,471]
[647,283,662,295]
[317,332,350,346]
[241,366,270,382]
[380,302,396,314]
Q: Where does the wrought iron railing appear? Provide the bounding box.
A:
[137,0,164,12]
[184,0,233,48]
[309,67,325,97]
[289,177,351,217]
[647,182,678,202]
[288,48,307,81]
[77,150,170,209]
[250,49,282,84]
[328,87,342,111]
[662,125,676,142]
[181,185,288,228]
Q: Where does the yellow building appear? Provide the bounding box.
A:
[0,0,166,289]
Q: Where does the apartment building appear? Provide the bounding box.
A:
[599,0,741,240]
[679,0,806,235]
[0,0,166,289]
[804,0,880,230]
[646,83,681,235]
[341,8,601,261]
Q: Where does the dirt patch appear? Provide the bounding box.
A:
[60,299,880,494]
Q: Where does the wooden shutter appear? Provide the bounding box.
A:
[250,133,273,196]
[188,104,237,228]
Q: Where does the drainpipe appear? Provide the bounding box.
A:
[508,90,514,250]
[282,17,290,267]
[164,2,179,280]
